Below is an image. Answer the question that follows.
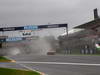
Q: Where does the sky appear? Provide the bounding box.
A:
[0,0,100,37]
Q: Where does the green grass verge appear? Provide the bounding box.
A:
[0,57,9,60]
[57,53,100,56]
[63,54,100,56]
[0,56,12,62]
[0,67,40,75]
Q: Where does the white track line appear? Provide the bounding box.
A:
[5,56,46,75]
[5,56,34,70]
[17,61,100,66]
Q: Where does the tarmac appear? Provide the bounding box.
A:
[6,54,100,75]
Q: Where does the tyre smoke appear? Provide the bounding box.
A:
[0,36,57,56]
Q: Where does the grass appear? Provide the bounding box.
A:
[0,67,40,75]
[0,57,41,75]
[0,56,9,60]
[63,54,100,56]
[0,56,13,62]
[57,53,100,56]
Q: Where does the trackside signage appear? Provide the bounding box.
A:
[6,37,22,42]
[0,27,23,31]
[0,23,67,31]
[38,24,67,29]
[24,25,38,30]
[3,27,15,31]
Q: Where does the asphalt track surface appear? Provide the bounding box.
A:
[5,55,100,75]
